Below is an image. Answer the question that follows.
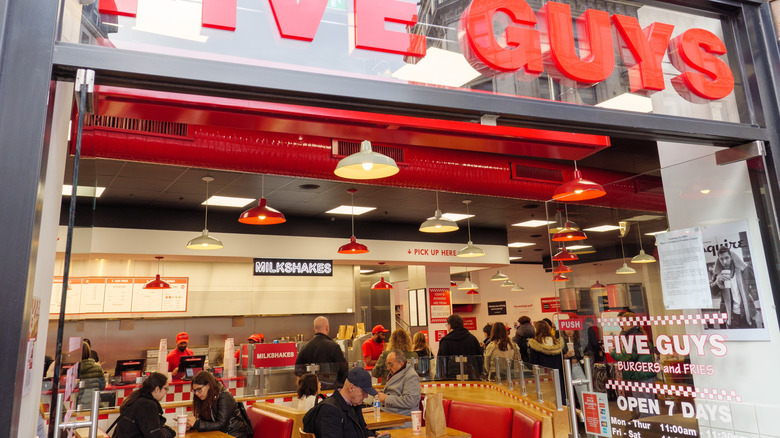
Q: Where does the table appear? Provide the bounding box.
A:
[362,407,411,429]
[74,428,108,438]
[375,426,471,438]
[186,431,233,437]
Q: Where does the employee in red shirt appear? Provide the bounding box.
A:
[167,332,194,372]
[362,325,388,370]
[234,333,264,362]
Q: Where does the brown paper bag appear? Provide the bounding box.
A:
[424,393,446,437]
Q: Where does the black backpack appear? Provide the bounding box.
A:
[301,395,331,434]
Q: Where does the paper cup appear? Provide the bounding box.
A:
[411,410,422,434]
[177,415,187,437]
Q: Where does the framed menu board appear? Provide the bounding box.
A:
[50,276,188,315]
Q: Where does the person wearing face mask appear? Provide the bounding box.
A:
[167,332,194,373]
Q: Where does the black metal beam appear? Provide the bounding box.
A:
[52,43,768,147]
[0,0,59,436]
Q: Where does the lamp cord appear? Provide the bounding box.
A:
[204,180,209,230]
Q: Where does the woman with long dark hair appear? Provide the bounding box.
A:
[186,371,251,438]
[112,372,175,438]
[293,373,323,411]
[484,322,521,380]
[528,320,566,404]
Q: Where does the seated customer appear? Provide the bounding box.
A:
[294,373,324,411]
[305,367,386,438]
[376,350,421,416]
[112,372,175,438]
[187,371,251,438]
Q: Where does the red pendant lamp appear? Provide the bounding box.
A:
[371,262,393,290]
[553,162,607,202]
[466,289,479,295]
[552,221,587,241]
[552,246,579,262]
[144,256,171,289]
[338,188,369,254]
[238,175,287,225]
[552,261,572,274]
[590,280,607,291]
[552,273,569,282]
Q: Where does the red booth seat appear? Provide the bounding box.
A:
[247,406,294,438]
[511,409,542,438]
[447,401,513,438]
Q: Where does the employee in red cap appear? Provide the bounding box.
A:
[362,325,388,371]
[167,332,193,372]
[234,333,264,361]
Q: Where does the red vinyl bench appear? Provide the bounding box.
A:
[511,408,542,438]
[247,406,294,438]
[446,400,513,438]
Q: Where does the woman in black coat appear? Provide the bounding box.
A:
[112,373,175,438]
[187,371,251,438]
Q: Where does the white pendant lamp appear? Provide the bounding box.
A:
[500,279,516,288]
[457,272,479,290]
[457,200,485,257]
[490,270,509,281]
[511,284,525,292]
[334,140,399,180]
[186,176,224,250]
[616,235,637,274]
[420,191,459,233]
[631,221,657,264]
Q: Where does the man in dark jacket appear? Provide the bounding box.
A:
[437,314,483,379]
[512,316,535,362]
[308,367,387,438]
[295,316,348,388]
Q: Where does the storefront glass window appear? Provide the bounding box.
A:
[59,0,748,123]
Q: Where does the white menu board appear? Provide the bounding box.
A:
[79,278,106,313]
[132,279,164,312]
[104,278,134,313]
[160,279,188,312]
[50,277,188,315]
[64,279,82,314]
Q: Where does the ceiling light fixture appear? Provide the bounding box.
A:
[420,191,459,233]
[590,280,607,291]
[334,140,399,180]
[552,261,572,274]
[338,188,369,254]
[631,221,657,264]
[552,246,579,262]
[457,272,479,290]
[371,263,393,290]
[490,270,509,281]
[456,200,485,257]
[466,289,479,295]
[552,221,587,241]
[186,176,224,250]
[144,257,171,289]
[238,175,287,225]
[511,284,525,292]
[616,235,637,275]
[500,279,516,288]
[552,161,607,202]
[552,273,569,282]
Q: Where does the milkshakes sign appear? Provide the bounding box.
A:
[99,0,734,103]
[253,258,333,276]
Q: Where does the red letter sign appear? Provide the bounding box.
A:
[269,0,329,41]
[98,0,137,17]
[612,15,674,95]
[539,2,613,88]
[668,28,734,102]
[458,0,542,77]
[354,0,426,57]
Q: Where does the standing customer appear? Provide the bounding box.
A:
[561,329,586,408]
[528,320,565,403]
[187,371,251,438]
[295,316,349,388]
[372,329,417,381]
[77,341,105,409]
[484,322,521,380]
[512,316,535,362]
[437,314,483,379]
[412,332,434,378]
[112,372,175,438]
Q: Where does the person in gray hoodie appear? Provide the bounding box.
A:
[375,350,421,416]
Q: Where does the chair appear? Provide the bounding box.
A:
[299,428,316,438]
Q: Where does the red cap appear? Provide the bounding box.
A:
[176,332,189,343]
[248,334,264,343]
[372,325,389,334]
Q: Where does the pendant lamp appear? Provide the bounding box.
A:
[511,284,525,292]
[334,140,399,180]
[590,280,607,291]
[450,280,458,287]
[616,235,637,274]
[144,257,171,289]
[552,221,587,241]
[186,176,224,250]
[552,261,572,274]
[490,270,509,281]
[456,200,485,257]
[371,263,393,290]
[552,273,569,282]
[552,246,578,262]
[238,175,287,225]
[553,161,607,202]
[500,279,516,288]
[466,289,479,295]
[631,221,656,263]
[338,188,369,254]
[457,272,479,290]
[420,191,459,233]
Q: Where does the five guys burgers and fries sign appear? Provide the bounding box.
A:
[100,0,733,103]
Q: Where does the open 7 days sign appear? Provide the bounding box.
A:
[100,0,735,103]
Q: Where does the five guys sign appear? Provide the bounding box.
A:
[99,0,734,102]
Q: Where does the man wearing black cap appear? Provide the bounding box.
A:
[362,324,388,371]
[306,367,387,438]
